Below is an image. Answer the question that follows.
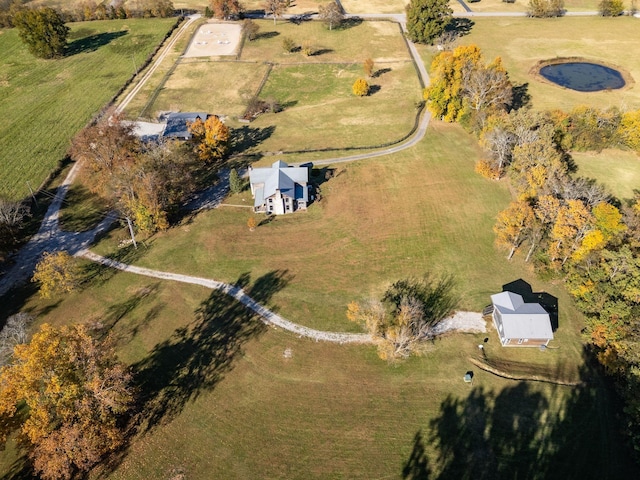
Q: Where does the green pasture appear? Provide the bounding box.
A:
[91,122,582,353]
[572,149,640,202]
[440,16,640,112]
[137,19,421,152]
[1,116,632,472]
[0,18,177,201]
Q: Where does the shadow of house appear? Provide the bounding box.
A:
[65,30,127,56]
[502,279,559,332]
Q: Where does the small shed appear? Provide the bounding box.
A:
[490,291,554,347]
[162,112,208,140]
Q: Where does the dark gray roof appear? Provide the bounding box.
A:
[163,112,208,139]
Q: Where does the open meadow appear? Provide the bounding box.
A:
[2,119,635,478]
[0,18,178,201]
[2,8,639,479]
[433,16,640,112]
[572,149,640,202]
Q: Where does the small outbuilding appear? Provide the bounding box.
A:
[249,160,309,215]
[490,291,554,347]
[162,112,208,140]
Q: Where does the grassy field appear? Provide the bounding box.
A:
[90,122,584,347]
[572,149,640,202]
[137,19,422,151]
[1,132,634,477]
[434,16,640,112]
[0,18,177,201]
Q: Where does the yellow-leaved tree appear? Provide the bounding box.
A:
[0,324,134,480]
[352,78,370,97]
[188,115,231,162]
[31,251,80,299]
[493,200,535,260]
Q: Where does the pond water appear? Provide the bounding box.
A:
[539,62,625,92]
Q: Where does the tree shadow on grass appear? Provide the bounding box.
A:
[402,429,431,479]
[426,352,636,479]
[131,269,290,434]
[231,125,276,155]
[0,457,34,480]
[368,85,381,96]
[445,18,474,38]
[254,31,280,40]
[66,30,127,56]
[58,185,108,233]
[373,67,391,78]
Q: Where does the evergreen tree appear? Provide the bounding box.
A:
[406,0,452,45]
[13,7,69,59]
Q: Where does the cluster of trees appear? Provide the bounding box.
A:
[488,109,640,456]
[0,323,134,480]
[70,113,199,235]
[424,42,640,457]
[0,0,174,28]
[348,275,458,362]
[425,44,513,129]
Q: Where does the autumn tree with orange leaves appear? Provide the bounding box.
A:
[0,324,134,480]
[188,115,230,163]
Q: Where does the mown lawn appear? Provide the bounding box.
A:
[0,17,177,201]
[0,238,633,479]
[433,16,640,112]
[90,121,583,360]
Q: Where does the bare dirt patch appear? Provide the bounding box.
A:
[184,22,242,57]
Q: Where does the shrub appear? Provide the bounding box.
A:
[475,159,502,180]
[282,36,296,52]
[364,58,375,77]
[302,43,315,56]
[527,0,565,17]
[243,19,260,40]
[243,96,283,120]
[599,0,625,15]
[352,78,370,97]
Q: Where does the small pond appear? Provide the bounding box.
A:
[539,62,625,92]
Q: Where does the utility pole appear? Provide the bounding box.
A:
[126,216,137,249]
[26,181,38,207]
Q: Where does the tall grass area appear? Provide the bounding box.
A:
[0,18,177,200]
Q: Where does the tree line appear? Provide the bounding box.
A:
[0,0,174,29]
[424,42,640,460]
